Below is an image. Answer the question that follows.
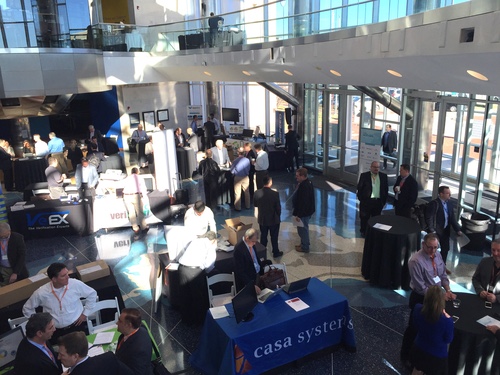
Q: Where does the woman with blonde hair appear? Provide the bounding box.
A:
[410,285,454,375]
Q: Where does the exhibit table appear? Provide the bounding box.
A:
[190,277,356,375]
[361,215,421,289]
[93,194,161,231]
[445,292,500,375]
[14,157,48,191]
[0,272,124,335]
[8,199,92,239]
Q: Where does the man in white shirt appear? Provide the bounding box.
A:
[184,200,216,236]
[122,167,149,235]
[75,157,99,197]
[253,143,269,190]
[33,134,49,157]
[177,231,217,325]
[22,262,97,344]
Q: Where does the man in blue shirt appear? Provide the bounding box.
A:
[47,132,68,174]
[230,147,250,211]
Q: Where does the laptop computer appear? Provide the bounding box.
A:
[282,277,311,295]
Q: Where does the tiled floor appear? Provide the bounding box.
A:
[12,167,488,375]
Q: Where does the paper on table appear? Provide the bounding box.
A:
[476,315,500,327]
[285,297,309,312]
[210,306,229,319]
[88,346,105,357]
[373,223,392,231]
[292,217,304,227]
[28,273,46,282]
[165,262,179,271]
[92,331,115,345]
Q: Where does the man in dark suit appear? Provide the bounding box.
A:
[243,142,257,199]
[253,176,282,258]
[425,185,462,271]
[393,164,418,218]
[0,222,29,286]
[285,125,300,172]
[58,331,133,375]
[203,117,216,149]
[87,125,104,153]
[381,124,397,169]
[174,127,187,148]
[0,139,13,191]
[233,228,270,293]
[14,312,63,375]
[115,308,153,375]
[356,161,388,236]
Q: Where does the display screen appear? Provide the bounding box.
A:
[222,108,240,123]
[232,281,258,323]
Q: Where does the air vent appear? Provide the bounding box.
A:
[460,28,474,43]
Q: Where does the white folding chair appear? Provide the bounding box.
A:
[8,316,29,334]
[264,263,288,285]
[81,296,100,324]
[86,297,120,334]
[206,272,236,307]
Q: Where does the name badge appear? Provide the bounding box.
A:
[1,254,7,261]
[433,276,441,284]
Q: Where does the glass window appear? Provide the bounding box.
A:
[1,0,24,22]
[67,0,90,30]
[4,23,28,47]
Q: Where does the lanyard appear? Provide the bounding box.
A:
[50,282,69,311]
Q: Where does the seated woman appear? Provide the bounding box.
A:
[411,285,454,375]
[472,238,500,304]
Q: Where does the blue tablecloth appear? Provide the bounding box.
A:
[190,277,356,375]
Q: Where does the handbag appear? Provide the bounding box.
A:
[259,265,286,290]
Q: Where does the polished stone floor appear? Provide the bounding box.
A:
[10,168,488,375]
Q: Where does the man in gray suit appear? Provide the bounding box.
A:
[210,139,230,166]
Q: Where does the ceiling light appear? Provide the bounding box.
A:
[387,69,402,77]
[203,71,212,76]
[283,70,293,76]
[315,66,322,71]
[242,70,251,76]
[467,70,488,81]
[329,69,341,77]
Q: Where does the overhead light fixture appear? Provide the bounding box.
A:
[203,71,212,76]
[283,70,293,76]
[315,66,322,71]
[467,70,488,81]
[387,69,402,77]
[242,70,251,76]
[330,69,341,77]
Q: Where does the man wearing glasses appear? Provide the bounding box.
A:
[400,233,456,366]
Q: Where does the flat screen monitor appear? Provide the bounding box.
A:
[242,129,254,138]
[222,107,240,124]
[0,326,24,370]
[232,281,258,323]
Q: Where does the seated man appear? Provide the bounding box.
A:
[184,200,216,237]
[472,238,500,304]
[14,312,63,375]
[58,332,133,375]
[0,222,29,286]
[23,262,97,344]
[233,228,271,293]
[115,308,153,375]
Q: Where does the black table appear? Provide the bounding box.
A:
[8,199,92,239]
[267,145,287,171]
[176,147,196,180]
[217,169,234,206]
[361,215,421,289]
[445,292,500,375]
[160,242,266,308]
[14,157,48,191]
[0,271,124,334]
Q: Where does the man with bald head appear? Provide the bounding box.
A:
[356,161,388,236]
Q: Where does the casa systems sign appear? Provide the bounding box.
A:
[26,210,70,231]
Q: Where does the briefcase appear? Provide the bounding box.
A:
[259,266,286,290]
